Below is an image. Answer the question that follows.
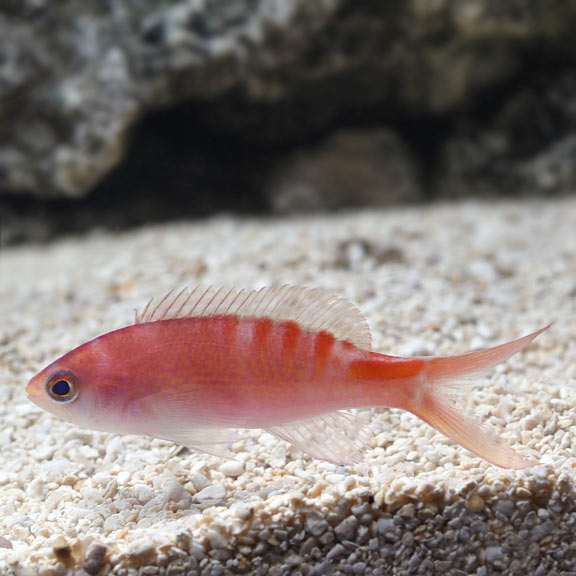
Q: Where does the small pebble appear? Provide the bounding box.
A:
[102,514,124,532]
[188,541,206,560]
[82,541,107,575]
[377,518,395,534]
[326,543,347,560]
[398,503,415,518]
[191,473,211,491]
[219,460,244,477]
[162,477,189,501]
[529,466,549,478]
[466,493,485,513]
[335,516,358,541]
[134,484,155,503]
[128,538,156,560]
[494,499,514,518]
[485,546,503,563]
[306,511,330,537]
[231,502,253,520]
[207,530,228,549]
[195,485,227,502]
[117,471,131,486]
[531,520,554,541]
[522,415,538,431]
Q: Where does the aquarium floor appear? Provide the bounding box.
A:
[1,198,575,575]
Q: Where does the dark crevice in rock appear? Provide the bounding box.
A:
[0,109,271,246]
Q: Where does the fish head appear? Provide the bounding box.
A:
[26,334,134,433]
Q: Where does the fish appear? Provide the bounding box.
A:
[26,285,549,468]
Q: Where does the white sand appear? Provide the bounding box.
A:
[0,199,575,575]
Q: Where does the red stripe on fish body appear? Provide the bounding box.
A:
[347,355,425,409]
[281,320,300,354]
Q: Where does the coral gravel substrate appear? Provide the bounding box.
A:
[0,199,575,574]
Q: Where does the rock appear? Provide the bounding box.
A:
[439,70,576,199]
[1,0,575,206]
[267,129,422,212]
[520,134,576,194]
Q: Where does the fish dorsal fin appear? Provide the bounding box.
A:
[135,285,372,350]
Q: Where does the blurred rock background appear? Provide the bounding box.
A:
[1,0,576,243]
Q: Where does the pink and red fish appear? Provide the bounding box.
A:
[26,286,548,468]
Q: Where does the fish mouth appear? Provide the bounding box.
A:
[26,380,41,398]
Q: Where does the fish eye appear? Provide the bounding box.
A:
[46,372,78,403]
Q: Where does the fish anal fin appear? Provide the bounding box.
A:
[266,411,372,465]
[135,285,372,350]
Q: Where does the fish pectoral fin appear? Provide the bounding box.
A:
[138,392,241,459]
[266,411,372,465]
[153,427,239,459]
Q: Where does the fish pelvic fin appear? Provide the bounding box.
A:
[409,325,551,469]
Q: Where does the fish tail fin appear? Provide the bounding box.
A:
[410,325,551,469]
